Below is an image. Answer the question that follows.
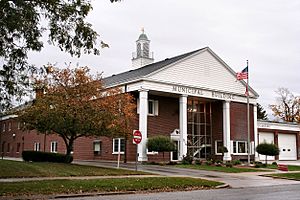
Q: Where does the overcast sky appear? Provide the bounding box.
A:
[28,0,300,118]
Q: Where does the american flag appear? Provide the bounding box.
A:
[236,66,248,80]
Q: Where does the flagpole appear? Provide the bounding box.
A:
[247,60,250,166]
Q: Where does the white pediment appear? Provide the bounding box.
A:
[146,48,257,97]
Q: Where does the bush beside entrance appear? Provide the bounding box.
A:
[22,151,73,163]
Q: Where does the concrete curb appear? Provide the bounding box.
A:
[53,191,137,199]
[52,185,230,199]
[215,183,230,189]
[261,174,300,181]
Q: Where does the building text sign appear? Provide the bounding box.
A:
[172,85,235,100]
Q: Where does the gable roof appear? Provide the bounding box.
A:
[103,48,204,87]
[103,47,259,97]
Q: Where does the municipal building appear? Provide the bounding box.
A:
[1,31,300,162]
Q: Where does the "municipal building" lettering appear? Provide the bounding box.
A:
[212,91,234,100]
[172,86,203,95]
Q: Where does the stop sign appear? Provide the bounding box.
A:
[133,130,142,144]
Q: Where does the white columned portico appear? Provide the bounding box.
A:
[138,89,148,161]
[179,95,188,160]
[253,104,259,161]
[223,101,232,161]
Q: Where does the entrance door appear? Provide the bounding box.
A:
[171,141,179,161]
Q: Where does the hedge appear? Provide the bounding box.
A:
[22,151,73,163]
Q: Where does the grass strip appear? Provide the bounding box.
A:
[264,164,300,171]
[0,177,223,197]
[0,160,147,178]
[175,164,266,173]
[267,172,300,180]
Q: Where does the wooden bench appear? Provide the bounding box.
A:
[278,164,288,171]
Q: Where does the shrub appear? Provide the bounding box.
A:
[206,160,213,166]
[182,155,193,165]
[272,161,277,166]
[225,162,233,168]
[215,160,222,165]
[147,135,176,162]
[232,160,241,165]
[195,160,202,165]
[256,143,280,165]
[22,151,73,163]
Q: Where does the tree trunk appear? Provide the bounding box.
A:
[64,138,74,156]
[124,136,127,163]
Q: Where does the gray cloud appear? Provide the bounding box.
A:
[27,0,300,118]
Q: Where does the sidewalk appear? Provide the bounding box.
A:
[0,175,161,183]
[74,160,300,188]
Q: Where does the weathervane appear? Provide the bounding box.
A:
[141,27,144,34]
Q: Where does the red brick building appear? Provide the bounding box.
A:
[4,32,291,162]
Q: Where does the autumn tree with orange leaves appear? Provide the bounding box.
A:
[19,66,136,157]
[270,88,300,123]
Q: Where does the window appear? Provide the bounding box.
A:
[8,122,11,131]
[148,100,154,115]
[34,142,41,151]
[137,99,159,116]
[233,141,247,154]
[7,143,10,153]
[2,123,5,132]
[93,141,101,155]
[215,140,223,155]
[17,122,21,130]
[50,141,58,153]
[113,138,125,154]
[16,143,21,153]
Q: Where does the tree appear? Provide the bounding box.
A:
[257,103,268,120]
[256,143,279,165]
[0,0,119,112]
[217,145,228,162]
[147,135,176,163]
[19,66,135,156]
[270,88,300,123]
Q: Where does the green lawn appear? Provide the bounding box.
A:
[264,164,300,171]
[0,177,223,197]
[268,173,300,180]
[176,164,267,173]
[0,160,147,178]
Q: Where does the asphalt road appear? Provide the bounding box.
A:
[56,184,300,200]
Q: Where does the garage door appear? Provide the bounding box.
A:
[278,134,297,161]
[259,132,275,161]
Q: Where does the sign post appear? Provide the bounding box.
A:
[133,130,142,171]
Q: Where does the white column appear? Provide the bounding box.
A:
[179,95,188,160]
[223,101,232,161]
[138,90,148,161]
[253,104,259,161]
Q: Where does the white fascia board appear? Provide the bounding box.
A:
[0,115,18,121]
[126,79,257,104]
[258,121,300,132]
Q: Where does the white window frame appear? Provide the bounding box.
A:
[232,141,248,155]
[137,99,159,116]
[93,140,101,155]
[50,141,58,153]
[8,122,11,131]
[147,149,159,155]
[17,122,21,130]
[112,138,125,154]
[16,143,21,153]
[215,140,223,155]
[34,142,41,151]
